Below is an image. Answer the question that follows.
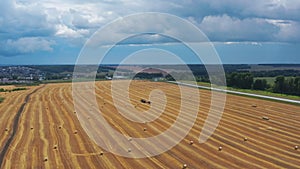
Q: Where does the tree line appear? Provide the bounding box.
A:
[273,76,300,96]
[226,72,300,96]
[226,72,269,90]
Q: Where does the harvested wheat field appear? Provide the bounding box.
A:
[0,80,300,169]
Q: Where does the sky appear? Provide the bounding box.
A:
[1,0,300,65]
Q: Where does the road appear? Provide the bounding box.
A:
[168,81,300,104]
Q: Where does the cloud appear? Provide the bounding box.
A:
[1,0,300,58]
[84,13,210,47]
[199,14,279,42]
[199,0,300,21]
[55,24,89,38]
[0,1,55,39]
[271,20,300,42]
[0,37,55,56]
[219,41,262,46]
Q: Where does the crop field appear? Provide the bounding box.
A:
[0,81,299,168]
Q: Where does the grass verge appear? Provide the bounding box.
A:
[0,87,27,92]
[0,97,4,103]
[194,81,300,101]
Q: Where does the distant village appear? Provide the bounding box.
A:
[0,66,45,84]
[0,65,168,84]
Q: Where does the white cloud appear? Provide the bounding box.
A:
[55,24,89,38]
[85,13,205,46]
[199,15,279,42]
[201,0,300,21]
[1,0,300,57]
[268,20,300,42]
[220,41,262,46]
[2,37,55,55]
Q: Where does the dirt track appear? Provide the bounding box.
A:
[0,85,44,166]
[0,81,299,168]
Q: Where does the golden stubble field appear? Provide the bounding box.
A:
[0,80,299,169]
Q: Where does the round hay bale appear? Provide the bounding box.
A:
[218,146,223,151]
[244,137,248,141]
[74,130,78,134]
[44,157,48,162]
[143,128,147,131]
[189,140,194,145]
[295,146,299,150]
[100,151,104,155]
[182,163,187,169]
[128,148,131,153]
[262,116,269,120]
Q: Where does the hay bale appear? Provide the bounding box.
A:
[143,128,147,131]
[182,164,187,169]
[295,146,299,150]
[128,148,131,153]
[44,157,48,162]
[100,151,104,155]
[74,130,78,134]
[218,146,223,151]
[189,140,194,145]
[141,99,151,104]
[262,116,269,120]
[244,137,248,141]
